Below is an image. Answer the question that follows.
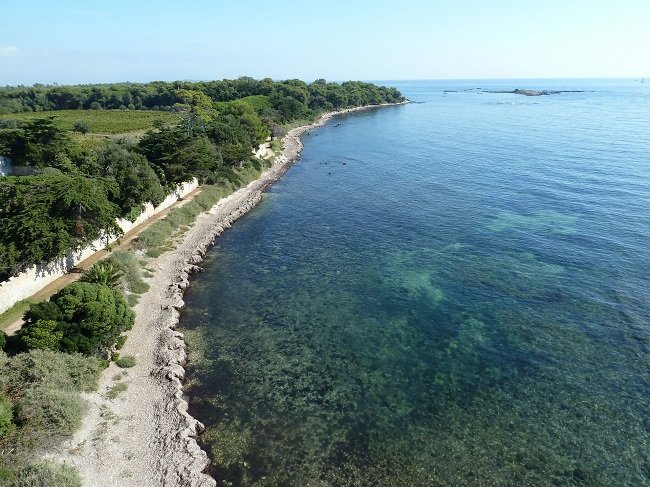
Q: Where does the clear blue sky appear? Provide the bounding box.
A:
[1,0,649,85]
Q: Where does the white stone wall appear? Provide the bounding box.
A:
[0,178,198,314]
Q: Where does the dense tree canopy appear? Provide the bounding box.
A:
[0,78,404,280]
[0,174,120,280]
[82,143,166,218]
[0,78,404,116]
[17,282,135,355]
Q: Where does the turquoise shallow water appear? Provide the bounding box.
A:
[180,80,650,486]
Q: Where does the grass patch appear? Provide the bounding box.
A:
[106,382,128,400]
[0,300,34,332]
[0,109,179,134]
[114,355,136,368]
[134,161,269,257]
[10,461,82,487]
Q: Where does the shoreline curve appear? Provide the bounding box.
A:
[49,101,407,486]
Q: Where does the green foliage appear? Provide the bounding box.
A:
[115,355,136,368]
[0,394,13,437]
[134,220,174,254]
[80,261,124,288]
[82,142,166,218]
[18,282,135,356]
[128,279,150,294]
[0,174,121,280]
[9,461,82,487]
[15,387,83,433]
[115,335,127,350]
[72,119,90,134]
[103,250,146,295]
[106,382,128,399]
[0,78,400,114]
[15,319,62,351]
[1,109,178,133]
[137,124,191,185]
[1,349,103,394]
[0,118,72,168]
[0,350,101,476]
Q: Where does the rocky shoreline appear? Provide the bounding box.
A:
[50,102,406,486]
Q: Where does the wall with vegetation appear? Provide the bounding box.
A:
[0,178,197,314]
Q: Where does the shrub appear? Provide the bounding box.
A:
[106,382,127,399]
[15,387,83,434]
[90,102,101,110]
[128,279,150,295]
[2,350,103,394]
[194,185,225,210]
[79,261,124,288]
[135,220,174,252]
[115,335,127,350]
[18,283,135,356]
[72,120,90,134]
[115,355,136,368]
[103,250,149,295]
[11,461,82,487]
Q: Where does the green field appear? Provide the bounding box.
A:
[0,109,180,134]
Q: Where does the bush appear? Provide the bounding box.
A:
[194,185,226,211]
[106,382,127,399]
[11,461,82,487]
[17,283,135,356]
[115,335,127,350]
[135,220,174,252]
[2,349,103,394]
[72,120,90,134]
[15,387,83,434]
[115,355,136,368]
[79,261,123,288]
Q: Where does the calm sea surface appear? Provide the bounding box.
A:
[180,80,650,486]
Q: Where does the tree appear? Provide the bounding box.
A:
[83,143,165,218]
[18,282,135,356]
[171,136,223,182]
[0,174,121,280]
[174,89,215,135]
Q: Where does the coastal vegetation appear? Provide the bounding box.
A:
[0,349,102,482]
[0,77,404,481]
[0,78,403,282]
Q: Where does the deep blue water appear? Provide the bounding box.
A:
[181,80,650,486]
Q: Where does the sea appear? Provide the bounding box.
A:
[179,80,650,486]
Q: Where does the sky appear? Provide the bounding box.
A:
[1,0,649,85]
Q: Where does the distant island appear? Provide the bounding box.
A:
[486,88,585,96]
